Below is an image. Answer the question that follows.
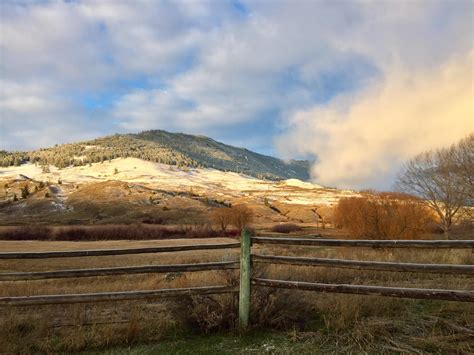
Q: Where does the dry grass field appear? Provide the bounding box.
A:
[0,238,239,353]
[0,232,473,354]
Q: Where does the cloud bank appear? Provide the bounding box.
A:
[276,52,474,189]
[273,0,474,189]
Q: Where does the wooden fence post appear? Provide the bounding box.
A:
[239,228,251,330]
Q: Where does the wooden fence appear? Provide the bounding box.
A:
[0,241,240,306]
[239,231,474,328]
[0,232,473,330]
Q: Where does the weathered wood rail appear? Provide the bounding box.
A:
[252,278,474,302]
[251,237,474,248]
[0,261,239,281]
[0,285,239,306]
[0,242,240,259]
[252,255,474,275]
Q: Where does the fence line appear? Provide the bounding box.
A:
[0,285,238,306]
[238,234,474,328]
[0,242,240,259]
[1,232,473,330]
[0,261,239,281]
[252,254,474,275]
[252,278,474,302]
[251,237,474,248]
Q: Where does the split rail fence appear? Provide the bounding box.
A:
[0,232,473,329]
[0,242,241,306]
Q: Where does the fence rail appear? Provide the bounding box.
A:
[252,254,474,275]
[251,237,474,248]
[0,261,239,281]
[0,285,238,306]
[0,242,240,259]
[252,278,474,302]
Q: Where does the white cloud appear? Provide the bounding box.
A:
[0,0,233,148]
[271,1,473,189]
[112,1,373,133]
[0,81,99,150]
[276,52,474,189]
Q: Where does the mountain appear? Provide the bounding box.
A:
[0,130,310,181]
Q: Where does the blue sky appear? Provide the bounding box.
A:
[1,0,472,189]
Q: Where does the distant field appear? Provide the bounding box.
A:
[1,235,473,354]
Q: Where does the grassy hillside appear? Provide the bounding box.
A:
[0,130,310,181]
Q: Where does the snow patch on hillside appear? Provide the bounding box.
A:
[283,179,322,189]
[0,158,356,206]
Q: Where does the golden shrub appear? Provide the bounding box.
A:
[209,205,253,231]
[334,193,433,239]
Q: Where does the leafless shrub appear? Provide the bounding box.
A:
[334,193,433,239]
[250,288,313,330]
[228,205,253,231]
[209,205,253,232]
[55,225,170,241]
[209,208,232,232]
[0,225,53,240]
[141,216,164,224]
[271,223,302,233]
[450,218,474,238]
[177,224,236,238]
[177,294,237,333]
[0,224,238,241]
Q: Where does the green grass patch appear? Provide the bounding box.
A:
[81,330,330,355]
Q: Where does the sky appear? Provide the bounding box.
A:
[0,0,473,189]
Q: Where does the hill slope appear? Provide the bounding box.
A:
[1,130,310,181]
[0,157,351,225]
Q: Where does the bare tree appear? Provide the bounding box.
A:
[229,205,253,231]
[396,135,473,237]
[452,134,474,200]
[209,208,231,232]
[209,205,253,231]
